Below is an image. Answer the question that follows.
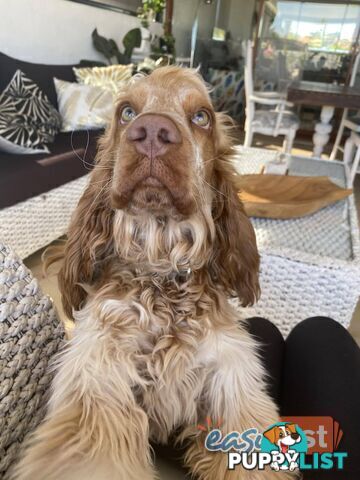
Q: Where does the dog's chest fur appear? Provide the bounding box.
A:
[83,272,221,443]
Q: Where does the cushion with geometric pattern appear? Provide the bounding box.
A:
[207,68,245,122]
[0,70,61,154]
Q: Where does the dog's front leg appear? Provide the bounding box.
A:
[9,311,157,480]
[183,324,298,480]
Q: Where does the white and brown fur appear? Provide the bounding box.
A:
[10,67,297,480]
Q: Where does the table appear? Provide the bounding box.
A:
[287,81,360,158]
[233,147,360,336]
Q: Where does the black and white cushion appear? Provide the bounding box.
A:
[0,70,61,154]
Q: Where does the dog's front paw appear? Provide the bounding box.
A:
[289,462,298,472]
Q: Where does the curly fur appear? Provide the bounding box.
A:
[10,67,298,480]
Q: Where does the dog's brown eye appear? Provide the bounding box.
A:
[120,106,137,124]
[192,110,210,128]
[279,432,284,438]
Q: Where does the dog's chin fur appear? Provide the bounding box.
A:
[129,184,175,214]
[112,206,213,272]
[10,67,299,480]
[114,185,191,219]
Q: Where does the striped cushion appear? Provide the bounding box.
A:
[73,64,134,95]
[0,70,61,154]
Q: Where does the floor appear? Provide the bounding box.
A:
[23,133,360,478]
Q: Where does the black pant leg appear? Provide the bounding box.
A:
[246,317,285,405]
[281,317,360,479]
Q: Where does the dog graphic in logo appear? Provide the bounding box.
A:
[261,422,307,471]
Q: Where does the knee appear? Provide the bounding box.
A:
[287,316,355,349]
[246,317,284,345]
[292,316,341,332]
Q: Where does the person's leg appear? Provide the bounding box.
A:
[246,317,285,405]
[281,317,360,480]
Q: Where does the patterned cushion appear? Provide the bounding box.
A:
[73,64,134,95]
[0,70,61,154]
[54,78,114,132]
[253,110,299,130]
[207,68,245,121]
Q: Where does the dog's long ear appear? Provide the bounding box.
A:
[210,160,260,307]
[263,427,277,444]
[58,132,116,319]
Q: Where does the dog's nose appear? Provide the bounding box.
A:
[127,114,182,158]
[291,433,300,440]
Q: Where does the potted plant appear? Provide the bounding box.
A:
[136,0,176,63]
[89,28,142,65]
[137,0,166,29]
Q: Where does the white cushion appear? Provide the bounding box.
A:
[54,78,114,132]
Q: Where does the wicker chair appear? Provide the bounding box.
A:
[0,241,64,478]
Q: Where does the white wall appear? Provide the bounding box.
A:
[0,0,255,65]
[172,0,255,59]
[216,0,231,32]
[172,0,218,59]
[0,0,148,64]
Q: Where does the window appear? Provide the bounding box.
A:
[271,1,360,54]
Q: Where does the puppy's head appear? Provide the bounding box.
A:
[59,67,260,317]
[108,66,225,218]
[263,424,301,453]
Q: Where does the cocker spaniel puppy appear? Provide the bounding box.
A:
[12,67,295,480]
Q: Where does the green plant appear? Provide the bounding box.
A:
[161,33,176,56]
[137,0,166,29]
[136,0,176,63]
[92,28,142,65]
[150,33,176,61]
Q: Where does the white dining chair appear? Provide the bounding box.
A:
[243,41,300,154]
[343,130,360,185]
[330,52,360,161]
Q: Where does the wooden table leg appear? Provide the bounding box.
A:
[313,105,335,158]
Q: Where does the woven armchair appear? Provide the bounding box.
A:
[0,242,64,478]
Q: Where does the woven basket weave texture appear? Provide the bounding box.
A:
[0,175,88,260]
[234,147,360,335]
[0,243,64,478]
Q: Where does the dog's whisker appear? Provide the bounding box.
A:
[192,180,206,208]
[200,178,227,198]
[70,129,94,170]
[87,177,113,187]
[88,179,112,212]
[202,154,222,165]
